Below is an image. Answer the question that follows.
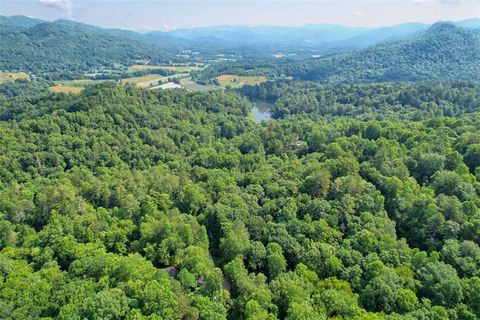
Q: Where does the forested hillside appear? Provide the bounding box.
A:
[240,80,480,120]
[2,15,479,84]
[1,85,479,319]
[0,15,45,28]
[0,21,174,80]
[197,23,480,84]
[286,23,480,82]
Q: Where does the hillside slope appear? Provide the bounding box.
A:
[0,15,44,28]
[0,21,173,79]
[1,85,480,319]
[287,23,480,82]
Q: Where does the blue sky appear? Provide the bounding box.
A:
[1,0,479,31]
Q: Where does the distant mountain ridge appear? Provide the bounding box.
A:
[1,15,478,48]
[324,22,429,51]
[455,17,480,29]
[164,24,368,45]
[157,18,480,48]
[1,15,479,81]
[287,22,480,83]
[0,15,45,28]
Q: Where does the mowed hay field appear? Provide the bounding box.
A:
[56,79,108,86]
[127,64,204,73]
[180,77,219,92]
[216,74,267,88]
[50,85,84,94]
[120,74,165,87]
[0,72,29,83]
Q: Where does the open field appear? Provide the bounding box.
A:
[127,64,204,73]
[55,79,109,86]
[0,72,29,83]
[122,73,192,88]
[120,74,169,88]
[180,77,220,92]
[216,74,268,88]
[54,72,191,90]
[49,85,84,94]
[150,82,183,90]
[49,64,204,90]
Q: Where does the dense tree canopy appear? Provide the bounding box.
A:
[240,80,480,120]
[0,22,175,80]
[0,84,479,319]
[286,23,480,83]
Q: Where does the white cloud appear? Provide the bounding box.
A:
[38,0,73,16]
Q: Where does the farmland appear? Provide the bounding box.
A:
[52,73,183,90]
[216,74,268,88]
[44,64,207,91]
[49,85,84,94]
[180,77,219,91]
[0,72,29,83]
[55,79,110,86]
[120,74,172,88]
[49,72,267,92]
[127,64,204,74]
[120,74,163,85]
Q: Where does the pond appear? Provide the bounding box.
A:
[252,101,272,123]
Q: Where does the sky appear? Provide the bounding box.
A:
[0,0,479,31]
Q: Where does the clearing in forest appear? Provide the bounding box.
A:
[180,77,220,91]
[127,64,204,74]
[216,74,267,88]
[55,79,109,86]
[49,85,84,94]
[0,72,30,83]
[120,74,165,87]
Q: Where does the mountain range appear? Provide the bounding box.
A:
[1,15,479,82]
[286,22,480,82]
[0,17,180,79]
[160,18,479,51]
[2,15,479,48]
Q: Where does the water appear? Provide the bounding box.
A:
[252,101,272,123]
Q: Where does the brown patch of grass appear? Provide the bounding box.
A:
[49,85,84,94]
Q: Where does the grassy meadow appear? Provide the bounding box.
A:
[127,64,204,74]
[49,85,84,94]
[55,79,110,86]
[120,74,166,87]
[0,72,30,83]
[216,74,267,88]
[180,77,220,91]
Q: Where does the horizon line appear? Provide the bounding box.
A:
[2,14,479,32]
